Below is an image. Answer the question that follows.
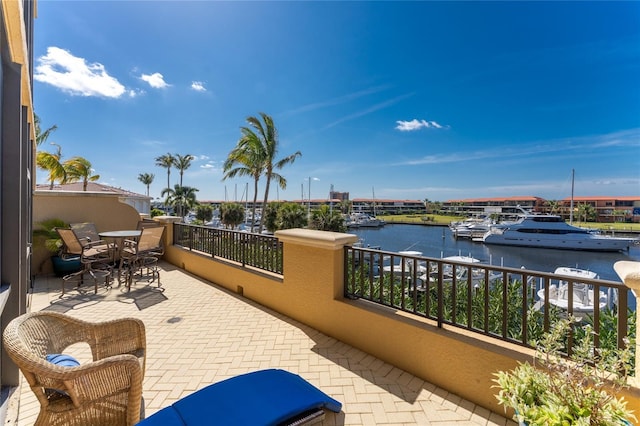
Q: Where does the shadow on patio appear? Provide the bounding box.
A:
[9,262,515,425]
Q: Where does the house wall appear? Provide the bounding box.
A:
[156,221,640,417]
[33,191,142,274]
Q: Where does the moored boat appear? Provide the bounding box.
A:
[536,267,608,315]
[482,209,636,252]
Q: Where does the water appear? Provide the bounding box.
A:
[351,224,640,282]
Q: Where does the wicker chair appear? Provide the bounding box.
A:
[3,312,146,426]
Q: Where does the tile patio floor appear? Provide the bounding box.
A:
[7,262,516,425]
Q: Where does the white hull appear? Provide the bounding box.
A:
[481,210,635,252]
[536,267,608,314]
[483,231,633,251]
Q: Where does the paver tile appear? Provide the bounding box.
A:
[8,263,513,425]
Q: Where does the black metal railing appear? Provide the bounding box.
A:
[344,246,632,355]
[173,223,283,275]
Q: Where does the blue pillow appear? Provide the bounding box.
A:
[46,353,80,367]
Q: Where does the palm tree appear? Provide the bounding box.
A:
[161,184,198,219]
[546,199,561,214]
[223,140,263,231]
[309,205,346,232]
[174,154,194,186]
[64,156,100,190]
[138,173,155,196]
[35,114,57,147]
[237,113,301,232]
[155,153,175,213]
[219,202,245,229]
[276,202,307,230]
[155,153,176,193]
[36,143,66,189]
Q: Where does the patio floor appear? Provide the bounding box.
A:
[7,262,516,425]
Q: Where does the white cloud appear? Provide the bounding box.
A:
[395,119,446,131]
[141,72,169,89]
[34,46,125,98]
[191,81,206,92]
[200,161,218,170]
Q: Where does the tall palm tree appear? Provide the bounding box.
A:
[34,113,57,147]
[155,153,175,213]
[138,173,155,196]
[155,153,176,193]
[238,112,301,232]
[174,154,194,187]
[36,143,66,189]
[64,156,100,190]
[223,140,263,231]
[161,184,198,219]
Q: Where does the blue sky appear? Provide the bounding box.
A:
[33,1,640,203]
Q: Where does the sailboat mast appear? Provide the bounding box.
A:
[569,169,574,224]
[372,186,376,217]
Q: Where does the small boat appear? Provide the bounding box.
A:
[536,267,608,314]
[382,251,427,275]
[419,255,501,285]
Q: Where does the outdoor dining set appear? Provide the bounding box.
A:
[56,221,165,295]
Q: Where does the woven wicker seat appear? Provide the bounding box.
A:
[3,312,146,426]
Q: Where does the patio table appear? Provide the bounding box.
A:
[99,230,141,282]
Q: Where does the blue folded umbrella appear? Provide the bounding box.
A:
[137,369,342,425]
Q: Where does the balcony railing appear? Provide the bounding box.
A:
[344,246,632,355]
[173,223,283,274]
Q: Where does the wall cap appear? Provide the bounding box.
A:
[275,228,359,249]
[614,261,640,291]
[154,216,182,223]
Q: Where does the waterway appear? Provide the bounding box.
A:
[351,224,640,282]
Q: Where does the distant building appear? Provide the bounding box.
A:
[329,191,350,201]
[443,196,545,218]
[35,182,152,215]
[443,196,640,223]
[557,196,640,223]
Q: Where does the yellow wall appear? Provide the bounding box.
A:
[33,191,142,274]
[160,224,640,419]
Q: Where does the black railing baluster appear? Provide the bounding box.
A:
[343,246,630,355]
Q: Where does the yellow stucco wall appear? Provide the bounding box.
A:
[161,225,640,419]
[33,191,142,274]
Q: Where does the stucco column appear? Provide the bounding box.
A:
[275,229,358,322]
[614,260,640,378]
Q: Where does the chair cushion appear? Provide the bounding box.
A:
[46,353,80,367]
[172,369,341,425]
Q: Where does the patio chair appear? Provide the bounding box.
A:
[3,311,146,426]
[119,226,165,290]
[70,222,100,244]
[136,369,342,425]
[56,228,114,294]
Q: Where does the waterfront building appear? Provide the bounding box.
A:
[558,195,640,223]
[443,195,640,223]
[442,196,545,218]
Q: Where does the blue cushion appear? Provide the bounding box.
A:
[137,407,185,425]
[172,369,341,426]
[46,353,80,367]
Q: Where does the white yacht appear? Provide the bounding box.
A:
[481,210,636,252]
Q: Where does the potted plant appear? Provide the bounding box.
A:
[33,218,81,276]
[493,317,635,425]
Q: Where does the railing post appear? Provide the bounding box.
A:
[614,261,640,375]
